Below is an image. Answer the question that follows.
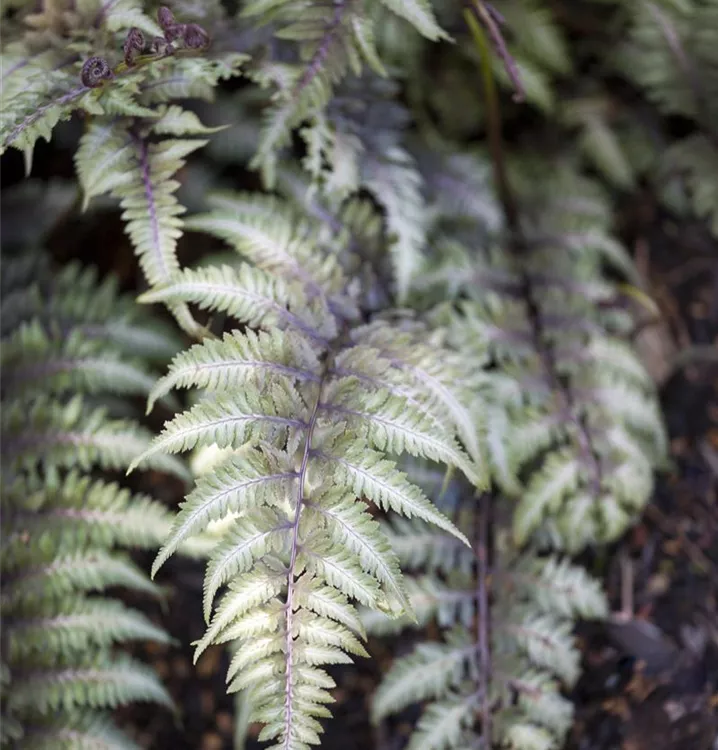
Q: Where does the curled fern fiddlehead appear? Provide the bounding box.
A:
[80,56,113,88]
[156,5,209,49]
[183,23,211,50]
[158,5,184,42]
[123,27,145,67]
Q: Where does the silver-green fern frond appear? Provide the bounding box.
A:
[132,189,486,749]
[75,115,215,336]
[0,250,189,748]
[367,468,607,750]
[445,166,666,551]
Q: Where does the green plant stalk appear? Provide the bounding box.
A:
[464,4,519,235]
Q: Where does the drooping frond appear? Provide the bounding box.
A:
[367,464,608,750]
[0,249,188,746]
[132,189,486,749]
[75,117,214,335]
[445,166,666,551]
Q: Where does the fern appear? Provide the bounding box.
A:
[607,0,718,231]
[1,1,245,335]
[429,160,666,551]
[367,469,607,750]
[2,3,676,749]
[0,248,191,748]
[131,187,485,749]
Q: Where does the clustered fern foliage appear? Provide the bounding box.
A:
[361,153,666,749]
[0,248,189,748]
[1,0,686,749]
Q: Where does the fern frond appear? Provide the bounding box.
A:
[243,0,374,186]
[1,321,160,401]
[0,253,183,361]
[358,143,660,750]
[616,0,718,121]
[364,145,428,300]
[377,0,448,41]
[593,1,718,232]
[6,655,173,716]
[133,188,484,747]
[1,8,172,165]
[186,192,350,302]
[447,168,666,551]
[1,549,161,606]
[139,264,334,343]
[147,328,322,411]
[1,58,87,168]
[407,692,479,750]
[3,393,188,477]
[134,385,308,463]
[1,471,186,556]
[7,599,172,660]
[75,118,210,336]
[1,250,184,744]
[372,631,474,720]
[317,444,469,544]
[370,492,607,750]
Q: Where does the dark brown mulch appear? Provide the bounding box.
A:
[563,211,718,750]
